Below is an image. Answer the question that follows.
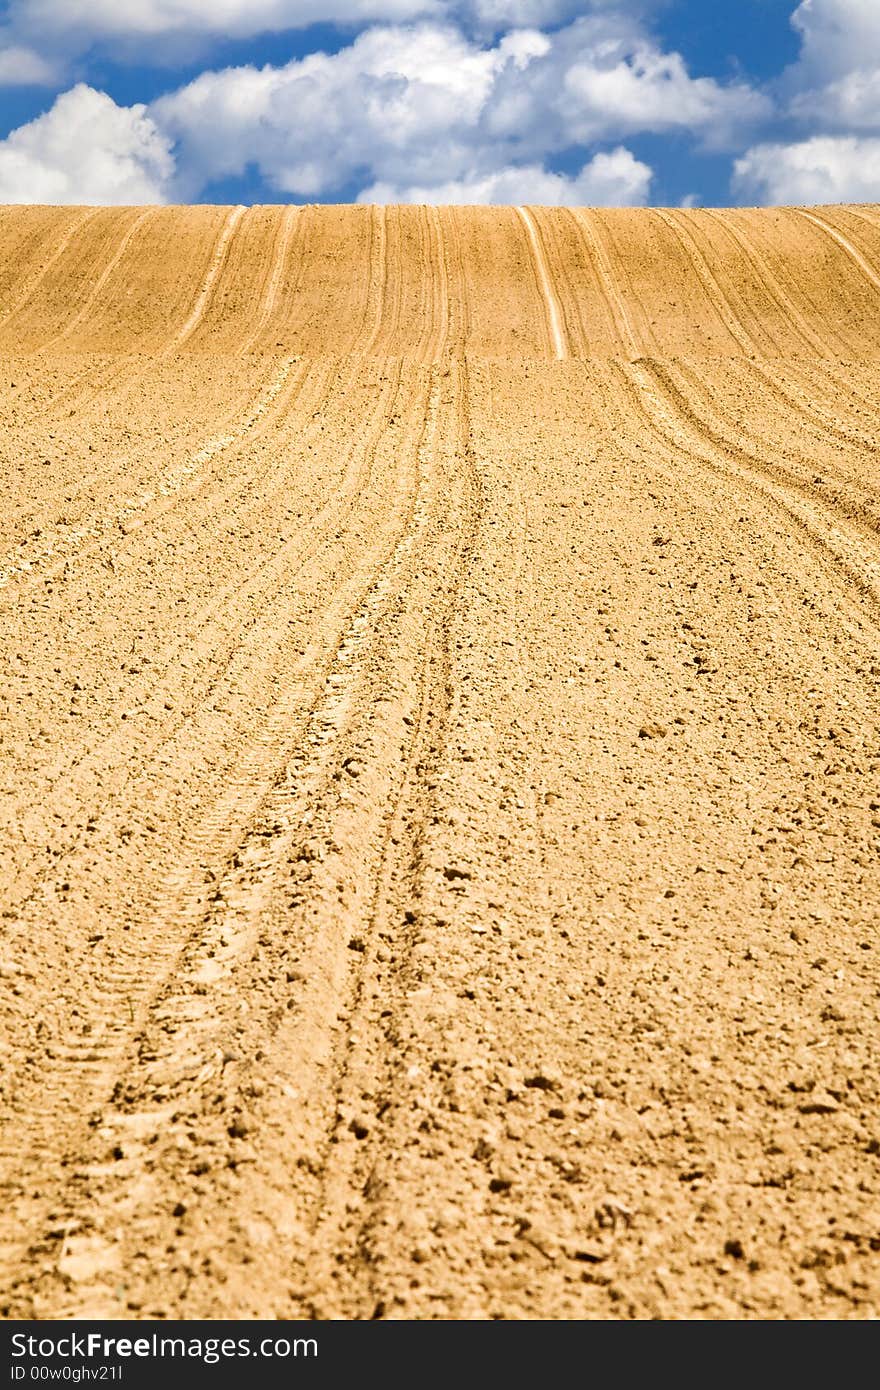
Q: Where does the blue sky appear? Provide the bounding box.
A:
[0,1,877,207]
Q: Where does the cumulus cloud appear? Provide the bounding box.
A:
[791,66,880,130]
[558,42,769,148]
[782,1,880,133]
[151,18,765,201]
[789,0,880,80]
[153,24,535,196]
[733,135,880,205]
[360,146,652,204]
[722,1,880,205]
[0,84,174,203]
[0,8,771,207]
[484,16,770,155]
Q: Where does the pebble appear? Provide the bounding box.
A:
[443,865,472,881]
[489,1169,514,1193]
[524,1072,560,1092]
[798,1095,839,1115]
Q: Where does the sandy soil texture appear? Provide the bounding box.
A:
[0,203,879,1320]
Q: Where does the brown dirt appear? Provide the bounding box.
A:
[1,203,879,1320]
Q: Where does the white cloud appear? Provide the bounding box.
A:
[7,1,655,48]
[723,1,880,202]
[466,1,632,28]
[782,1,880,134]
[8,0,442,43]
[732,135,880,205]
[151,18,766,201]
[0,42,58,85]
[559,41,770,147]
[359,146,652,203]
[790,0,880,80]
[0,8,769,207]
[0,84,174,203]
[483,17,770,154]
[153,24,554,197]
[791,66,880,130]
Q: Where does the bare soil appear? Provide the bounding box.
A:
[1,203,879,1319]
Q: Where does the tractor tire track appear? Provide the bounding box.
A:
[516,207,568,361]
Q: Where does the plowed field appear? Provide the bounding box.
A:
[1,203,879,1319]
